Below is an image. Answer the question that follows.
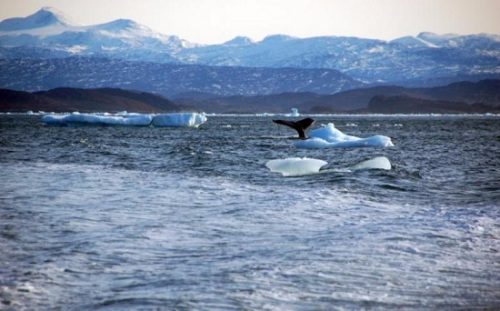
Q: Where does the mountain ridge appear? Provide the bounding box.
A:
[172,79,500,113]
[0,7,71,31]
[0,87,186,113]
[1,80,498,114]
[1,8,499,88]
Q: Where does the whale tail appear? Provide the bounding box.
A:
[272,118,315,139]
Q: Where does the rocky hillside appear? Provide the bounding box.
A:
[0,58,361,97]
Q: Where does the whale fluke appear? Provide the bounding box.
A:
[273,118,315,139]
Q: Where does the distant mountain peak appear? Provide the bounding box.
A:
[261,34,296,43]
[94,18,141,31]
[417,31,459,39]
[0,7,72,31]
[416,32,460,45]
[223,36,254,46]
[391,35,439,48]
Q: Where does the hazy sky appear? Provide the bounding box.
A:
[1,0,499,44]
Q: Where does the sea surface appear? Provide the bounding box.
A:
[1,114,499,310]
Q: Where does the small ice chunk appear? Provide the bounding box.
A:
[290,108,299,117]
[348,156,392,171]
[265,157,328,176]
[266,156,392,177]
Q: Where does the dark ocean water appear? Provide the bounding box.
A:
[1,114,499,310]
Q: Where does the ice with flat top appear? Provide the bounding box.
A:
[152,113,207,127]
[42,112,207,127]
[42,113,153,126]
[294,123,394,149]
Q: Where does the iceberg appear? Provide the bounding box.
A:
[152,113,207,127]
[289,108,300,117]
[42,113,153,126]
[42,112,207,127]
[294,123,394,149]
[266,156,391,177]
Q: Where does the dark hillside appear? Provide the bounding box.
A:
[363,95,495,114]
[1,80,499,114]
[0,87,185,113]
[175,80,500,113]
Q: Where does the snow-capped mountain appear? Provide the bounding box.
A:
[0,6,70,32]
[1,7,500,93]
[0,7,189,61]
[178,33,500,83]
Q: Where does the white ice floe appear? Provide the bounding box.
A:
[42,113,153,126]
[42,112,207,127]
[289,108,300,117]
[266,157,328,177]
[347,156,392,171]
[294,123,394,149]
[266,156,391,177]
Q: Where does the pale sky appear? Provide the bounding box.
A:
[1,0,499,44]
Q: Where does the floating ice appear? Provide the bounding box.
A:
[266,156,391,176]
[152,113,207,127]
[265,157,328,177]
[42,113,153,126]
[42,112,207,127]
[294,123,394,149]
[289,108,300,117]
[347,156,392,171]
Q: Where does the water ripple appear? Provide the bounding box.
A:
[1,115,499,310]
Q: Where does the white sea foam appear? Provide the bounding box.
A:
[2,115,499,310]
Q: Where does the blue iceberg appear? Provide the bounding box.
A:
[42,113,153,126]
[294,123,394,149]
[152,113,207,127]
[42,112,207,128]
